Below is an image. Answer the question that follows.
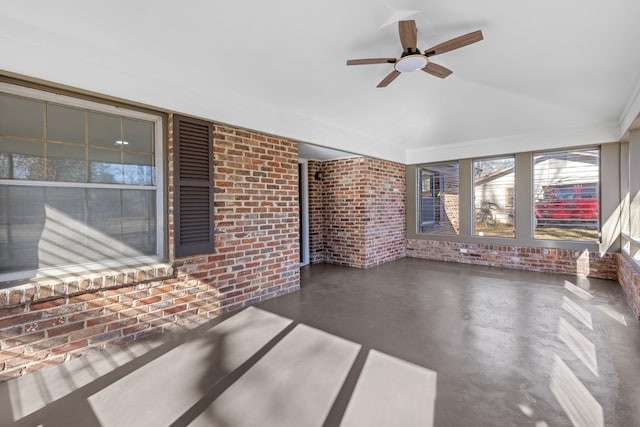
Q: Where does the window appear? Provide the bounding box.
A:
[620,140,639,260]
[532,148,599,241]
[418,162,459,235]
[473,156,515,237]
[0,84,164,281]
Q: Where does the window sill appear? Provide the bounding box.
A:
[0,262,174,308]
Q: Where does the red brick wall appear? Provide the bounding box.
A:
[205,123,300,302]
[322,158,367,267]
[0,117,300,381]
[617,253,640,319]
[364,159,406,267]
[406,239,617,280]
[307,157,406,268]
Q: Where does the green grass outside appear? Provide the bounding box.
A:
[474,222,599,241]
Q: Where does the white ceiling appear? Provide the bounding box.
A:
[298,143,358,161]
[2,0,640,165]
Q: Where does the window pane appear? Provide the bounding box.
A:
[90,148,123,183]
[473,157,515,237]
[533,149,599,241]
[124,118,153,152]
[46,142,86,182]
[0,153,6,178]
[123,153,154,185]
[0,186,46,273]
[47,103,85,144]
[0,93,43,139]
[122,190,156,254]
[0,185,157,274]
[87,189,156,255]
[418,162,459,235]
[43,187,90,259]
[89,112,122,148]
[87,188,122,239]
[0,138,45,180]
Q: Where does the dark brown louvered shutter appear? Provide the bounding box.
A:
[173,114,214,257]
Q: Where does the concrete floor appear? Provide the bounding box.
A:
[1,258,639,427]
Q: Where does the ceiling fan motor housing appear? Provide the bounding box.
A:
[395,54,428,72]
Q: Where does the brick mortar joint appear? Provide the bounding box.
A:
[1,264,177,310]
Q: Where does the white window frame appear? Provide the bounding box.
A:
[0,82,164,282]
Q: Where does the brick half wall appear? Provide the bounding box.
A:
[617,253,640,319]
[407,239,617,280]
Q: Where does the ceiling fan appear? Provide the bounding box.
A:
[347,20,483,87]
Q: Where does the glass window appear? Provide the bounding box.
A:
[0,85,162,281]
[46,142,86,182]
[124,118,153,152]
[418,162,459,235]
[533,148,599,241]
[47,103,85,144]
[0,138,45,180]
[0,93,43,139]
[124,153,154,185]
[90,148,124,184]
[89,112,122,148]
[473,156,515,237]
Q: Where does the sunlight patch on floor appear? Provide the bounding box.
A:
[87,307,292,427]
[557,318,598,377]
[190,324,360,427]
[549,353,603,427]
[518,401,549,426]
[562,296,593,330]
[518,404,534,417]
[6,338,161,420]
[340,350,437,427]
[595,305,627,326]
[563,280,593,301]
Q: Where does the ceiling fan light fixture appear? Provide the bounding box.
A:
[395,54,428,72]
[346,20,483,86]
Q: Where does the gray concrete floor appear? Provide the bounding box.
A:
[1,258,639,427]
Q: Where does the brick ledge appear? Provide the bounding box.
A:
[0,264,175,308]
